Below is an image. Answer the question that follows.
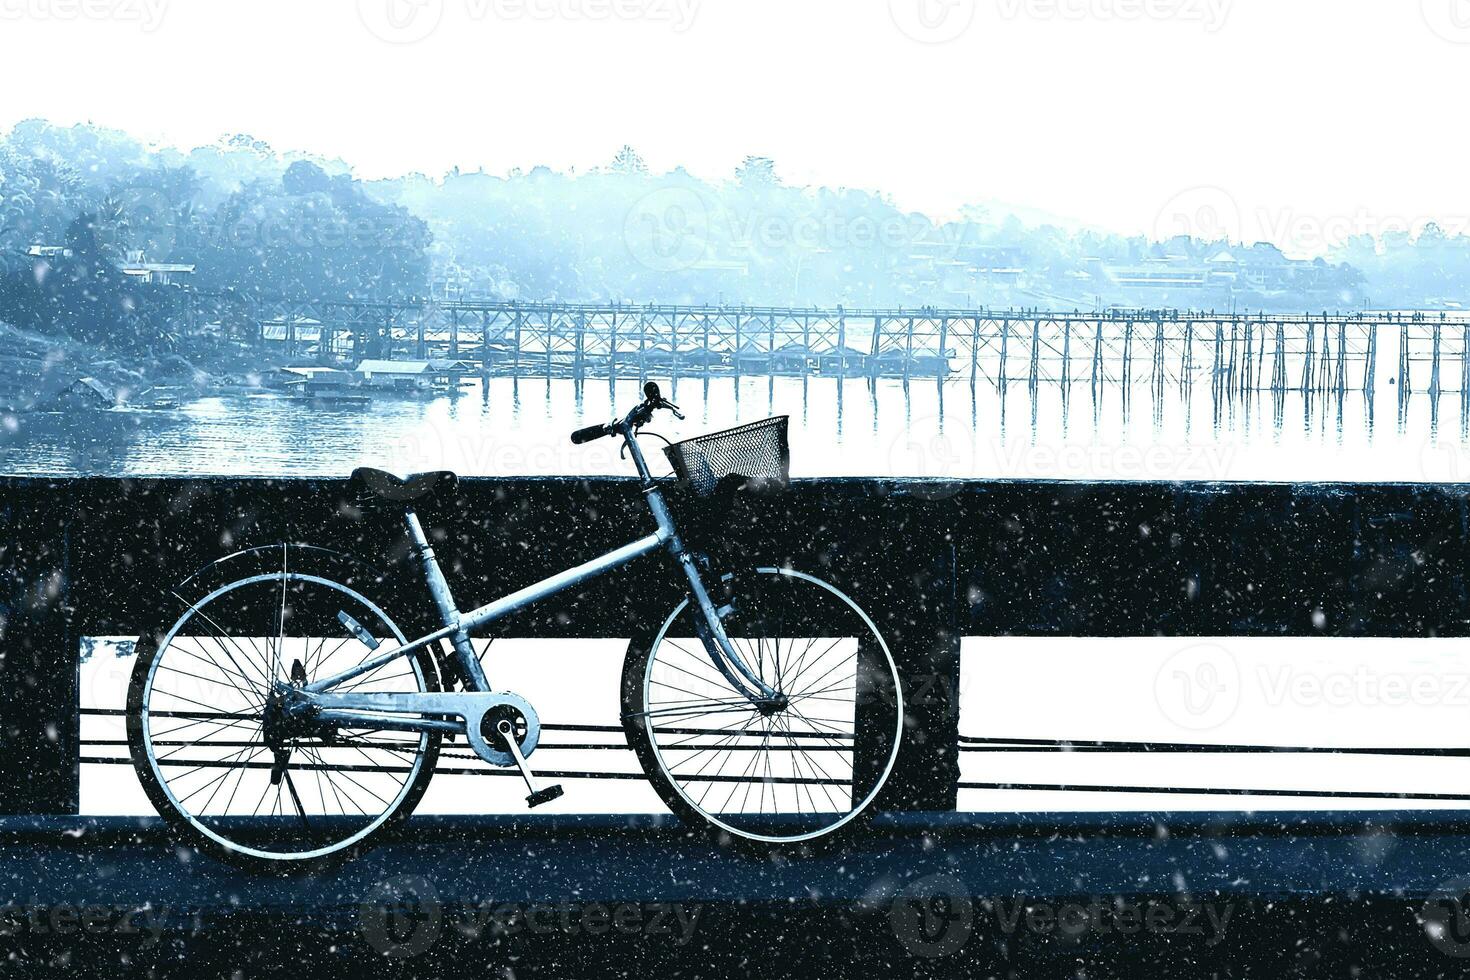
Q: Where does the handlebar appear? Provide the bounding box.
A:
[570,423,611,445]
[568,381,683,445]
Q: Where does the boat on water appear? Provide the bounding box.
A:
[356,358,476,396]
[290,388,372,406]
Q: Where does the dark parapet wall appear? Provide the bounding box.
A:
[954,482,1470,638]
[2,476,1469,818]
[0,485,80,817]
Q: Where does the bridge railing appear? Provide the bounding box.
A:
[178,290,1470,392]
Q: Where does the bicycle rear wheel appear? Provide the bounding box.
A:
[621,566,903,850]
[127,549,441,871]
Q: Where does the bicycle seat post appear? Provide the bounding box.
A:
[404,506,490,692]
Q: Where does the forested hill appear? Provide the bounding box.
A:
[3,119,1468,355]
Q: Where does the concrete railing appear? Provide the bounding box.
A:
[3,476,1468,816]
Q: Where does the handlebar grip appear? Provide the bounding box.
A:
[570,423,611,445]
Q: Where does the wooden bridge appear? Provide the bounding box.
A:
[189,293,1470,397]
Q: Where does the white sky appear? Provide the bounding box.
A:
[2,0,1467,252]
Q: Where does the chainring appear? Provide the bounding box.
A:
[467,691,541,768]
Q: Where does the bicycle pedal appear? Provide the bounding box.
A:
[526,784,564,808]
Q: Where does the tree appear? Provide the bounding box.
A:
[608,145,648,176]
[282,160,334,196]
[735,155,778,188]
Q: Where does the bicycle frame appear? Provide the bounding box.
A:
[293,424,778,748]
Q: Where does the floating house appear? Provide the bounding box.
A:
[769,343,819,375]
[355,359,473,392]
[279,366,369,404]
[119,255,196,286]
[870,348,955,377]
[816,346,869,375]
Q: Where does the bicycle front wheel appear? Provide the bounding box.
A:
[621,566,903,849]
[126,551,441,871]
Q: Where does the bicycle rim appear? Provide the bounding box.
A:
[134,571,435,863]
[632,567,903,844]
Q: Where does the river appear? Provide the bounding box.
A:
[2,375,1467,483]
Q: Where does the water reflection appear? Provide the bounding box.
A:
[2,373,1467,484]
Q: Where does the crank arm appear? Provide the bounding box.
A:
[495,719,564,808]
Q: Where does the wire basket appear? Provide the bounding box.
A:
[663,416,790,497]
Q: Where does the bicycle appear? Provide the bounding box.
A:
[126,383,904,871]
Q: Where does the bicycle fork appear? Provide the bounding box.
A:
[644,486,782,709]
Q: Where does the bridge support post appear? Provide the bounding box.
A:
[481,310,490,385]
[513,304,523,379]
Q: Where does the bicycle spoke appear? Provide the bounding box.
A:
[283,771,310,831]
[168,592,272,692]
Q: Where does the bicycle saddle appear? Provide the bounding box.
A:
[349,467,460,505]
